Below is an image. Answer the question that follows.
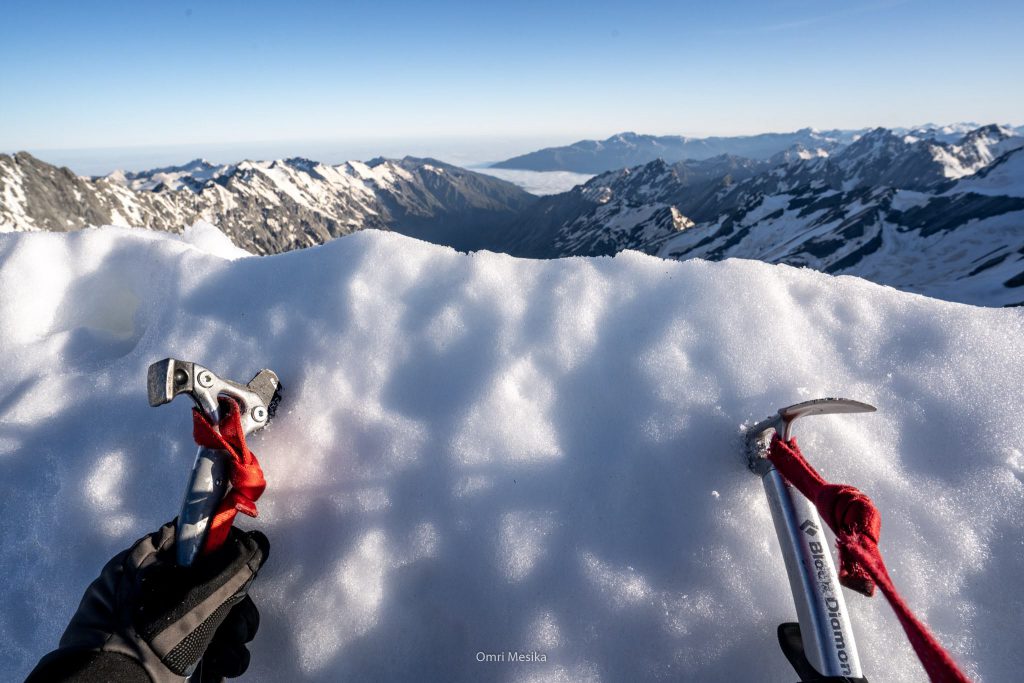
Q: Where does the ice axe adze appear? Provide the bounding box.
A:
[747,398,875,683]
[147,358,282,567]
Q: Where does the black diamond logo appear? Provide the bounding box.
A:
[800,520,819,536]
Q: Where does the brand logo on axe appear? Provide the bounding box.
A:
[799,519,819,536]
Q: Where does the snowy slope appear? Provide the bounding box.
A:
[1,227,1023,682]
[114,158,236,192]
[923,125,1024,179]
[658,147,1024,307]
[555,202,693,256]
[949,147,1024,197]
[0,153,535,253]
[497,125,1024,271]
[500,156,767,258]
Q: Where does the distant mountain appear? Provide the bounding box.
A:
[491,129,862,173]
[0,154,536,253]
[895,122,984,143]
[484,124,1024,306]
[708,124,1023,196]
[108,158,236,192]
[658,145,1024,307]
[490,123,1023,175]
[494,155,769,257]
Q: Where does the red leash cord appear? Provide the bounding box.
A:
[768,435,971,683]
[191,397,266,554]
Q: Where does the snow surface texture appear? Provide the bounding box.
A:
[1,226,1022,682]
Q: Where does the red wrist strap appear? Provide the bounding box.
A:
[191,397,266,554]
[768,435,971,683]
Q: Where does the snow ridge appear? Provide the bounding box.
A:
[0,226,1021,682]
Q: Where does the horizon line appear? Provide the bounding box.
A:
[6,119,1021,156]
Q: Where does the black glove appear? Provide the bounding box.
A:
[27,522,269,683]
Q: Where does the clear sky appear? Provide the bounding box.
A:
[1,0,1021,160]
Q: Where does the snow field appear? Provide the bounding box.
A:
[0,225,1022,681]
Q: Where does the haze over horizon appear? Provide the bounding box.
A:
[11,120,1023,178]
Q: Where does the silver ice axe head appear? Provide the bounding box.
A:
[147,358,282,567]
[147,358,282,434]
[746,398,876,475]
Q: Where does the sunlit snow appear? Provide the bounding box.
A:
[1,225,1021,682]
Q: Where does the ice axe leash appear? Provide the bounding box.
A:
[747,398,971,683]
[147,358,282,680]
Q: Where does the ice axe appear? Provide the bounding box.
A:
[147,358,282,566]
[747,398,875,682]
[147,358,281,681]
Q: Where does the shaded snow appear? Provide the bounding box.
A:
[1,227,1022,682]
[949,149,1024,197]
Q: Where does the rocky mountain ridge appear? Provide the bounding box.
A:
[486,124,1024,305]
[0,153,536,254]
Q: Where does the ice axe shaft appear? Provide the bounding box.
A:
[747,398,875,681]
[147,358,280,567]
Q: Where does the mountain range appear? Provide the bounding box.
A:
[490,129,857,174]
[0,154,534,254]
[490,123,1024,174]
[2,123,1022,307]
[658,134,1024,307]
[493,124,1023,306]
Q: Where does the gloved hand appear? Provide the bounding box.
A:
[27,521,269,683]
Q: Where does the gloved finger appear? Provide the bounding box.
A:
[212,594,261,645]
[202,642,251,679]
[221,527,269,575]
[245,529,270,571]
[203,594,260,679]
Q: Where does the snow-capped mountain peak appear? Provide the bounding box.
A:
[927,124,1024,179]
[107,158,236,193]
[906,121,985,142]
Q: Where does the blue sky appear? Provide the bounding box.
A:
[1,0,1021,160]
